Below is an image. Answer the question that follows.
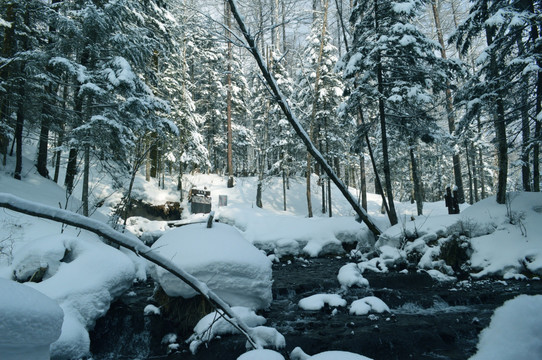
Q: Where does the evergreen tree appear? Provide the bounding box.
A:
[340,0,450,221]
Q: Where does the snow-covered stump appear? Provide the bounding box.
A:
[0,278,63,360]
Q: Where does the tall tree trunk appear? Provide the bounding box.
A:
[82,144,90,216]
[225,0,234,188]
[360,155,367,210]
[465,141,474,204]
[472,141,479,203]
[375,0,398,225]
[431,0,465,203]
[1,2,15,167]
[53,124,63,183]
[36,116,50,178]
[409,142,423,215]
[485,23,508,204]
[532,9,541,192]
[14,85,24,180]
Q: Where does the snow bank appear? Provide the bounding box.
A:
[338,263,369,288]
[349,296,390,316]
[150,222,273,309]
[298,293,346,311]
[290,347,373,360]
[470,294,542,360]
[238,349,285,360]
[364,193,542,280]
[188,306,267,353]
[0,278,63,360]
[19,235,136,359]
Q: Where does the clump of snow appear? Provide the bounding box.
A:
[144,304,161,315]
[337,263,369,288]
[349,296,390,316]
[298,293,346,311]
[0,278,63,360]
[247,326,286,350]
[470,295,542,360]
[124,216,169,244]
[290,347,373,360]
[20,235,136,359]
[187,306,267,353]
[150,222,273,310]
[238,349,285,360]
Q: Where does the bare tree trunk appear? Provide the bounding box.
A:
[82,144,90,216]
[227,0,382,236]
[465,141,474,204]
[409,142,423,215]
[431,0,465,203]
[14,86,24,180]
[225,0,234,188]
[375,0,398,225]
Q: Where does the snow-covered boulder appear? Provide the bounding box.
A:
[349,296,390,316]
[0,278,63,360]
[17,235,137,359]
[238,349,285,360]
[150,222,273,309]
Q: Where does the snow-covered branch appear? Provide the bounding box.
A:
[0,193,260,350]
[225,0,383,237]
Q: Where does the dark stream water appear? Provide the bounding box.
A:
[90,256,542,360]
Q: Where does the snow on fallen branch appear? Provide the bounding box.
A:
[225,0,382,237]
[0,193,261,350]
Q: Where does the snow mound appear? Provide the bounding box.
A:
[349,296,390,316]
[247,326,286,350]
[21,235,136,359]
[238,349,285,360]
[338,263,369,288]
[187,306,267,353]
[309,351,373,360]
[298,293,346,311]
[290,347,373,360]
[0,278,63,360]
[470,294,542,360]
[368,192,542,280]
[151,222,273,309]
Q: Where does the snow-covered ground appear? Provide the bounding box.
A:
[1,150,542,359]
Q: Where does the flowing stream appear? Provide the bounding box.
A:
[90,256,542,360]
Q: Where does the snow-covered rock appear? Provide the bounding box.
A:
[349,296,390,316]
[0,278,63,360]
[150,222,273,310]
[238,349,285,360]
[298,293,346,311]
[337,263,369,288]
[20,235,136,359]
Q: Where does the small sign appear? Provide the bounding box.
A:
[219,195,228,207]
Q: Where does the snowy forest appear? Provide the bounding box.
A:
[1,0,540,216]
[1,0,542,360]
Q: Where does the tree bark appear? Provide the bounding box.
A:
[227,0,382,236]
[225,0,234,188]
[431,0,465,203]
[375,0,398,225]
[409,143,423,215]
[14,86,24,180]
[82,144,90,216]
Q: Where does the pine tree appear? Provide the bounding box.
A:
[340,0,449,221]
